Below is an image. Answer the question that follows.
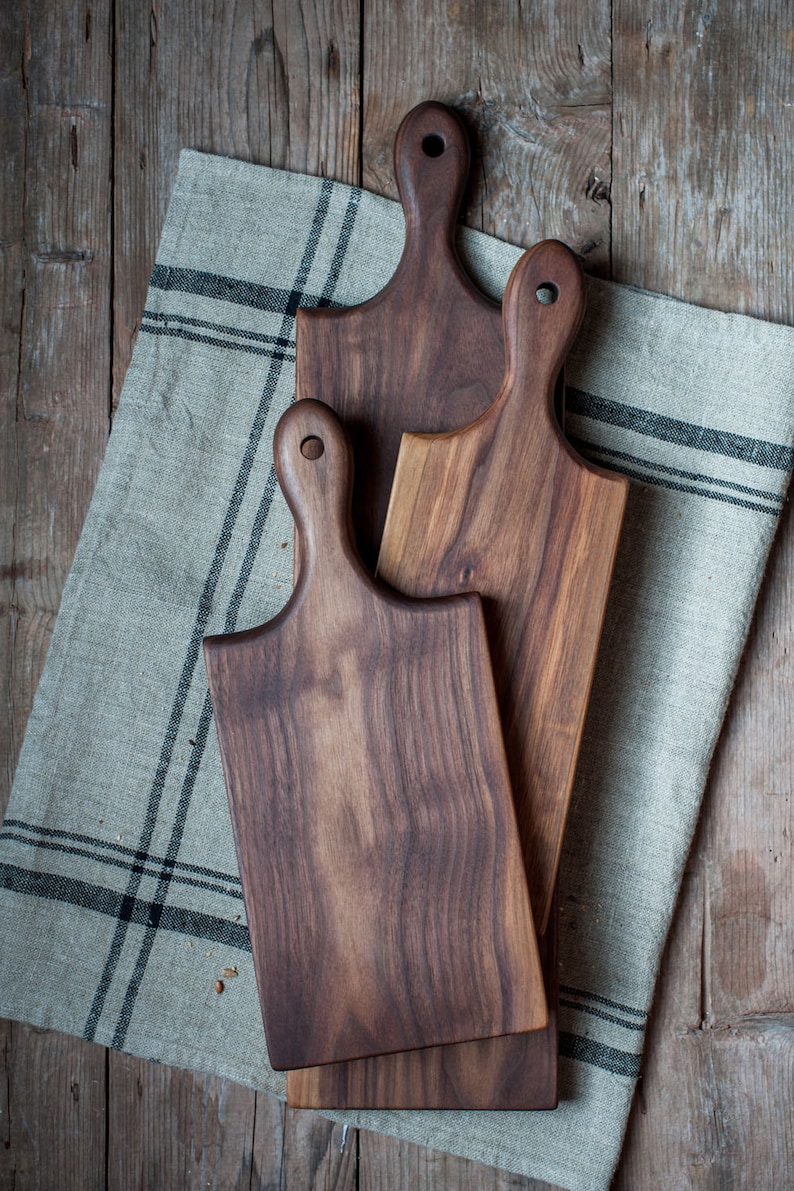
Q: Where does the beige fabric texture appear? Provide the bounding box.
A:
[2,151,794,1191]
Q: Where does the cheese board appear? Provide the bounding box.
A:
[204,399,547,1071]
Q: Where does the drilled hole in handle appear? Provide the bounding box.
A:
[300,436,324,460]
[421,133,445,158]
[535,282,559,305]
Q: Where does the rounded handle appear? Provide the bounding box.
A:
[273,400,356,575]
[501,241,586,396]
[393,101,471,254]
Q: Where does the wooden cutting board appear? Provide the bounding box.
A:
[287,240,627,1109]
[204,399,547,1072]
[377,239,629,934]
[295,100,503,570]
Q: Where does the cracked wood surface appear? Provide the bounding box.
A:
[1,0,792,1187]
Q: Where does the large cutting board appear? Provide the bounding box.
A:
[295,100,503,570]
[204,399,546,1072]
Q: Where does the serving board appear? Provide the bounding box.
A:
[288,884,560,1110]
[377,240,628,933]
[295,100,503,570]
[288,102,566,1109]
[204,399,546,1072]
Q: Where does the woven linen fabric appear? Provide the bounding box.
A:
[3,150,794,1191]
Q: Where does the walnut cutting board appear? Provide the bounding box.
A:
[204,400,546,1072]
[287,241,627,1109]
[295,100,503,570]
[377,240,629,935]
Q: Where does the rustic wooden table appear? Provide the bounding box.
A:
[2,3,791,1188]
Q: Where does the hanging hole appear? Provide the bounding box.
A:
[535,282,559,305]
[421,133,445,158]
[300,436,324,460]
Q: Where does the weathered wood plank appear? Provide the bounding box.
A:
[359,1129,563,1190]
[3,1024,106,1191]
[112,0,361,403]
[616,864,794,1188]
[248,1092,286,1190]
[0,1,26,822]
[0,1019,10,1191]
[363,0,612,272]
[0,3,113,1190]
[613,2,794,1186]
[279,1109,357,1189]
[108,1054,258,1190]
[611,2,794,320]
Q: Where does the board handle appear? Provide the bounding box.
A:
[274,399,361,583]
[393,101,471,263]
[500,240,586,420]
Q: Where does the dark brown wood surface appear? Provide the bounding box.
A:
[3,2,792,1188]
[296,101,504,570]
[289,884,560,1111]
[205,400,546,1069]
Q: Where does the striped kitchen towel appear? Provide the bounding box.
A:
[2,151,793,1191]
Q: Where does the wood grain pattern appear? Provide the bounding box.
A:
[108,1054,259,1191]
[612,4,794,1185]
[2,1022,107,1191]
[0,4,112,1190]
[296,101,504,569]
[611,2,794,322]
[205,399,545,1070]
[380,240,627,933]
[288,884,559,1110]
[287,242,616,1113]
[359,1127,566,1191]
[291,106,563,1111]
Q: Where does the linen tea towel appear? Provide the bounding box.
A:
[2,150,794,1191]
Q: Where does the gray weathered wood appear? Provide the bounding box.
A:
[3,1023,106,1191]
[359,1129,564,1190]
[113,0,361,403]
[1,4,113,1190]
[362,0,612,273]
[611,2,793,321]
[279,1109,358,1190]
[108,1054,259,1190]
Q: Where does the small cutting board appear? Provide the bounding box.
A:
[295,100,503,569]
[204,399,546,1072]
[377,240,629,935]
